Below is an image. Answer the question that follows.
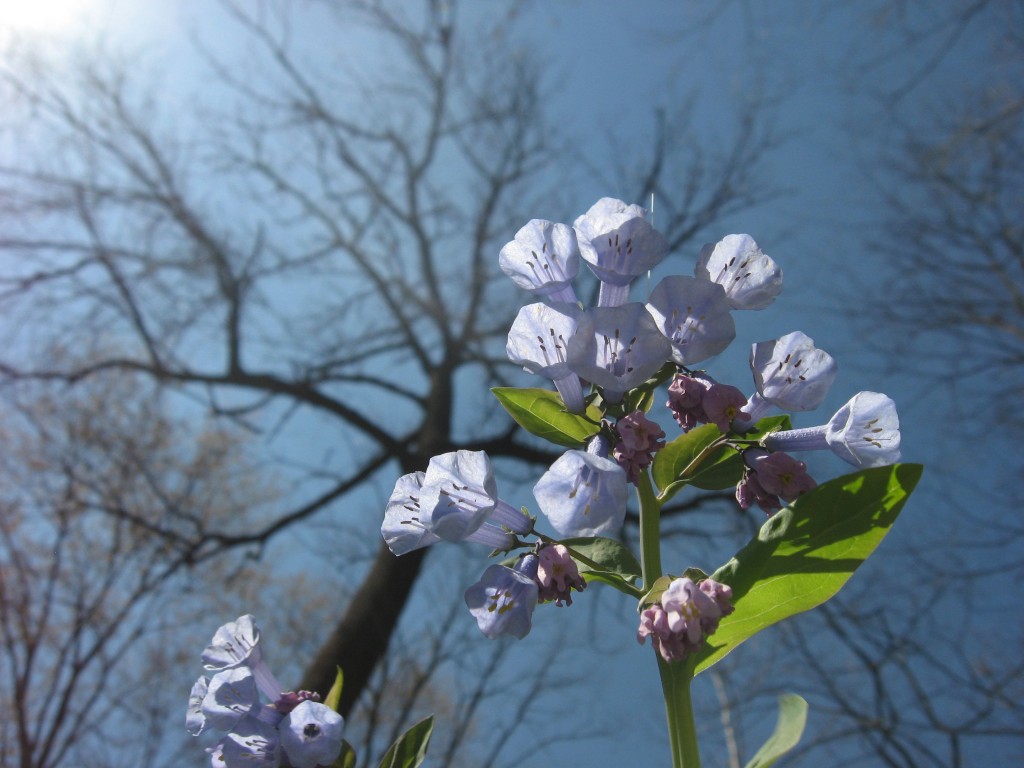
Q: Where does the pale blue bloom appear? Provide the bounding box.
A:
[646,276,736,365]
[202,667,260,732]
[217,717,281,768]
[763,391,901,468]
[506,301,585,413]
[533,446,628,537]
[695,234,782,310]
[464,556,540,639]
[381,471,442,555]
[202,615,283,703]
[186,677,209,736]
[566,303,672,403]
[743,331,838,422]
[382,451,530,554]
[574,197,668,307]
[499,219,580,305]
[279,700,345,768]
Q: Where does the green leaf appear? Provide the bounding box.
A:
[324,667,344,712]
[331,740,358,768]
[491,387,601,448]
[652,424,733,500]
[694,463,923,674]
[377,716,434,768]
[561,536,642,585]
[744,694,808,768]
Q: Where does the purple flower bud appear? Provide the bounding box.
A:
[574,197,668,307]
[735,467,782,515]
[666,373,711,431]
[533,449,628,537]
[536,544,586,606]
[612,410,665,483]
[464,558,540,639]
[701,382,750,433]
[646,276,736,365]
[746,450,817,502]
[499,219,580,305]
[749,331,837,413]
[695,234,782,310]
[279,700,345,768]
[566,303,671,403]
[273,690,321,715]
[637,577,733,663]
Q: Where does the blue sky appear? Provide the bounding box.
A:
[3,1,1018,765]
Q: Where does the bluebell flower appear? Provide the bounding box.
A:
[742,331,837,422]
[278,700,346,768]
[763,391,901,468]
[506,301,585,413]
[533,442,628,537]
[695,234,782,310]
[646,276,736,365]
[499,219,580,305]
[574,197,668,307]
[566,303,671,403]
[464,556,540,639]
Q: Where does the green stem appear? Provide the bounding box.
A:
[638,469,701,767]
[636,469,662,588]
[658,658,701,768]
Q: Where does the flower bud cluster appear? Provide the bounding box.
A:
[637,577,734,663]
[186,615,344,768]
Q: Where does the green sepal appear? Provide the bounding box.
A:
[324,667,344,712]
[331,740,358,768]
[653,416,793,500]
[621,361,677,414]
[377,715,434,768]
[743,694,808,768]
[491,387,602,448]
[638,574,674,610]
[694,463,923,674]
[562,536,643,596]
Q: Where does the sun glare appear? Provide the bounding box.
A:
[0,0,91,32]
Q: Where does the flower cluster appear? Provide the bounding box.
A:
[186,615,344,768]
[637,577,734,663]
[381,195,902,654]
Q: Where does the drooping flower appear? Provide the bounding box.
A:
[382,451,531,556]
[695,234,782,310]
[278,700,345,768]
[381,471,442,556]
[202,615,283,703]
[464,556,540,639]
[420,450,531,543]
[763,391,901,468]
[499,219,580,305]
[533,440,628,537]
[637,576,733,663]
[645,276,736,366]
[566,303,672,403]
[186,676,210,736]
[742,331,837,423]
[574,197,668,307]
[535,543,587,606]
[735,466,782,515]
[201,666,261,732]
[217,717,281,768]
[612,410,665,483]
[701,382,750,434]
[506,301,586,413]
